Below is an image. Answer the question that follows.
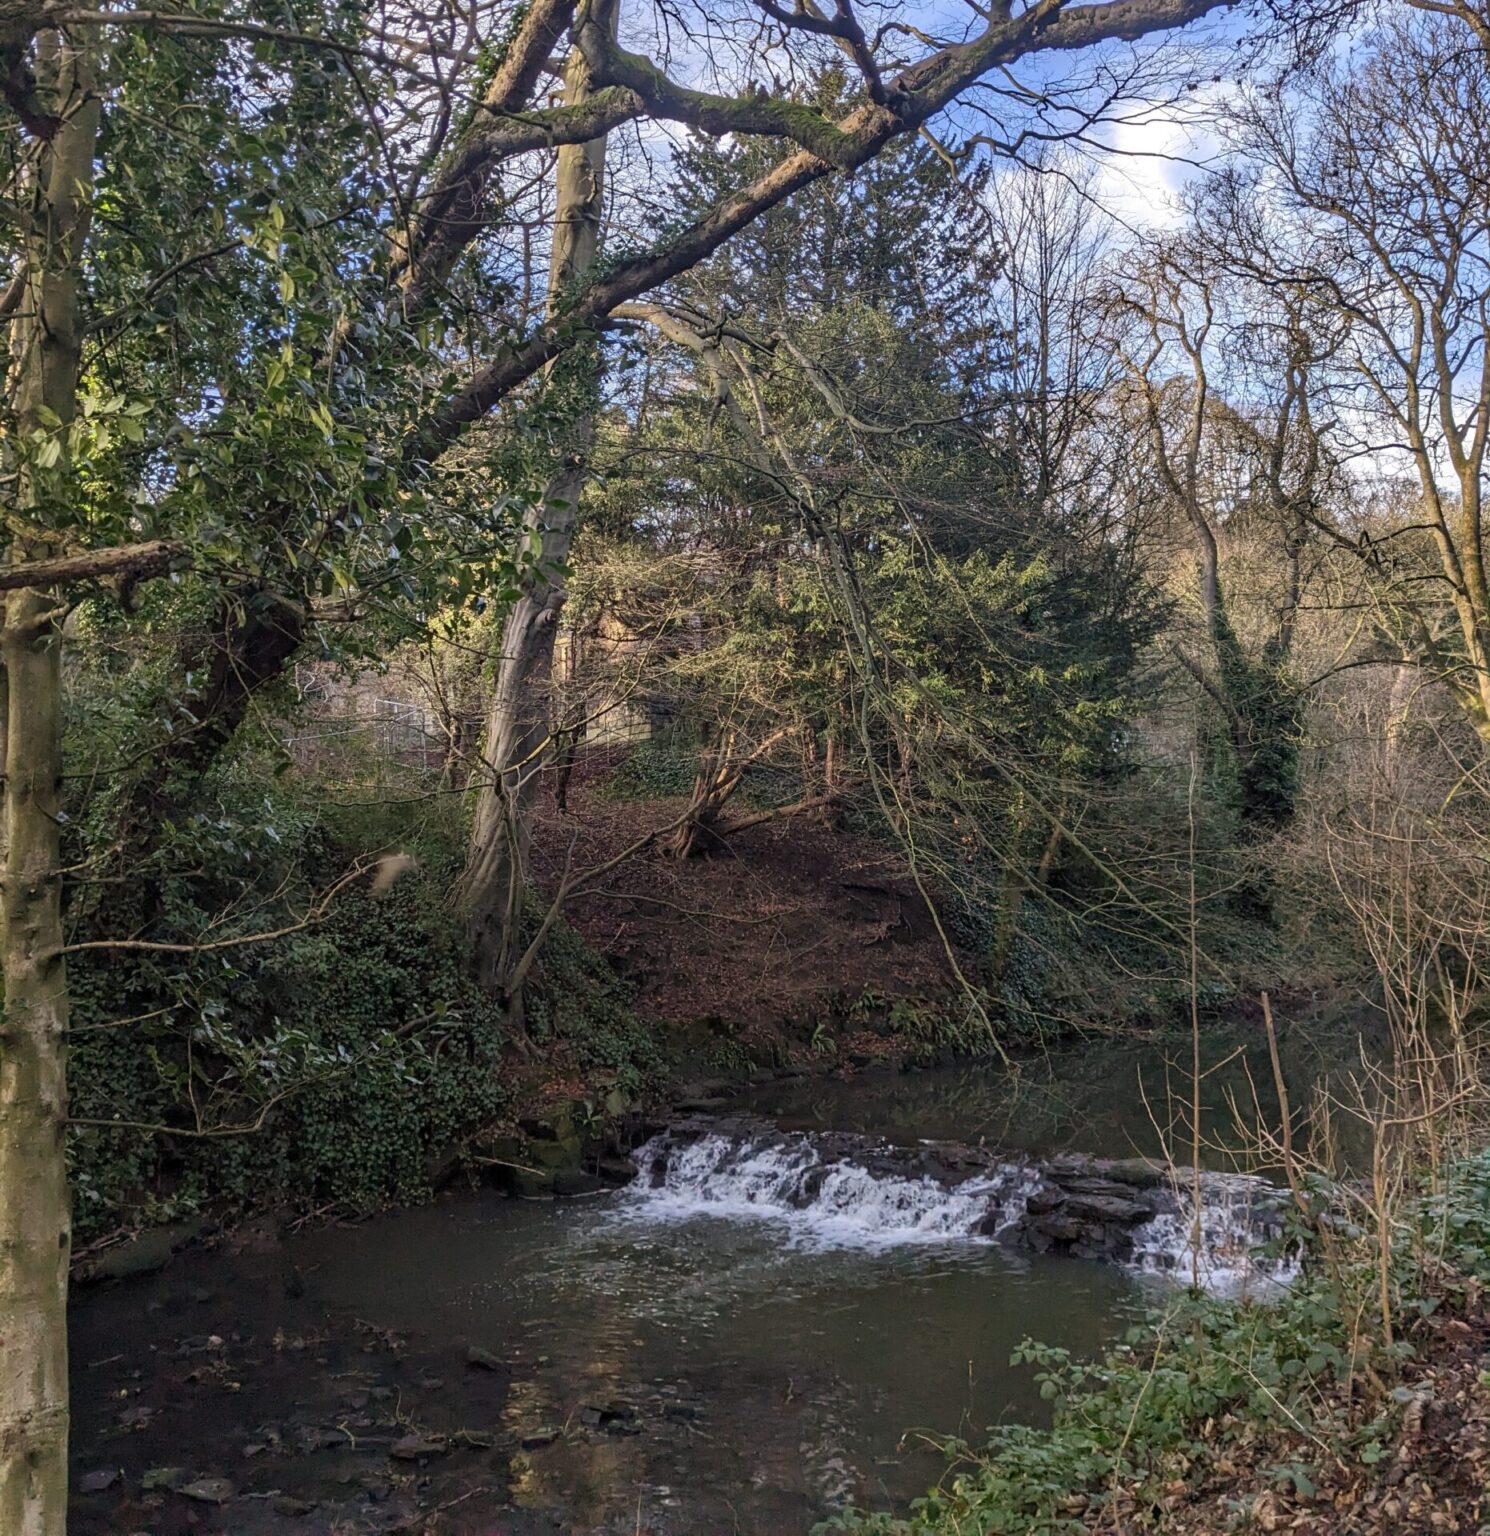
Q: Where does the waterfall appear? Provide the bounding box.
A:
[623,1128,1298,1294]
[1129,1173,1299,1293]
[626,1129,1041,1247]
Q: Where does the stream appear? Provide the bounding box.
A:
[69,1015,1371,1535]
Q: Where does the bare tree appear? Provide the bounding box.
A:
[1109,231,1335,838]
[1228,12,1490,744]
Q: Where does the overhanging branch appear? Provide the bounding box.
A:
[0,538,184,592]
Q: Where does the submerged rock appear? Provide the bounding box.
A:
[140,1466,188,1492]
[389,1434,447,1461]
[178,1476,235,1504]
[552,1169,606,1198]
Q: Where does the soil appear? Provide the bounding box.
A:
[527,754,959,1029]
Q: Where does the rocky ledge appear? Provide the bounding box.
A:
[635,1118,1290,1270]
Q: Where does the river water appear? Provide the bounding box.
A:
[69,1017,1365,1534]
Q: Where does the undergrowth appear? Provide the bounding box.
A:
[822,1149,1490,1535]
[66,752,664,1242]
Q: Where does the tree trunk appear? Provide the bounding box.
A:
[664,735,743,859]
[462,1,616,993]
[0,592,72,1536]
[1,27,100,1534]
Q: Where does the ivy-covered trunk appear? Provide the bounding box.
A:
[1,28,99,1534]
[463,1,615,995]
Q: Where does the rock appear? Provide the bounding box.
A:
[424,1143,465,1189]
[273,1495,319,1517]
[415,1375,445,1391]
[141,1466,188,1492]
[241,1443,265,1459]
[78,1469,120,1494]
[1095,1158,1168,1189]
[295,1424,347,1452]
[389,1434,446,1461]
[178,1477,235,1504]
[74,1217,213,1285]
[512,1169,556,1200]
[553,1169,606,1198]
[596,1156,636,1185]
[678,1079,732,1100]
[1024,1191,1065,1216]
[1062,1192,1153,1225]
[531,1135,584,1172]
[1033,1215,1083,1244]
[1060,1176,1142,1197]
[580,1400,641,1435]
[452,1428,495,1449]
[521,1426,562,1450]
[117,1404,155,1429]
[466,1345,504,1371]
[520,1108,577,1143]
[190,1286,215,1304]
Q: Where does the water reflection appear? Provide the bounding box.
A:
[73,1022,1376,1534]
[285,1195,1139,1530]
[745,1009,1389,1170]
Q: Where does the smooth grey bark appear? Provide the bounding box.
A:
[462,1,615,995]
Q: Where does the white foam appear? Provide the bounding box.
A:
[625,1132,1038,1251]
[1129,1174,1301,1297]
[623,1131,1296,1292]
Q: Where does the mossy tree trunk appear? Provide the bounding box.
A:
[1,27,100,1535]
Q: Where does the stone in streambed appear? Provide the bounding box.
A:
[1033,1214,1083,1244]
[512,1169,556,1199]
[389,1434,447,1461]
[521,1426,562,1450]
[553,1169,606,1197]
[580,1400,641,1435]
[531,1135,584,1171]
[466,1345,504,1371]
[141,1466,188,1492]
[178,1476,235,1504]
[78,1469,120,1494]
[1061,1192,1154,1225]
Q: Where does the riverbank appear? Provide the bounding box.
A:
[68,1024,1446,1535]
[829,1148,1490,1536]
